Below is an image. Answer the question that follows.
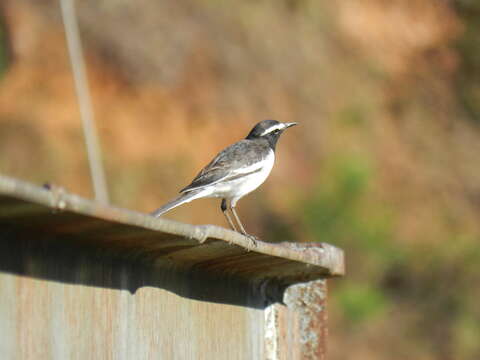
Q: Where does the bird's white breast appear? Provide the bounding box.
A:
[234,150,275,197]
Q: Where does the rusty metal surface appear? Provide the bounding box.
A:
[265,280,328,360]
[0,174,344,308]
[0,174,343,359]
[0,271,266,360]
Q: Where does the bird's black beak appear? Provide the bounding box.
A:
[283,122,298,129]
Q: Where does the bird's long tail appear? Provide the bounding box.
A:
[150,190,203,217]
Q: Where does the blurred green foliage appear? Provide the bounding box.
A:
[302,155,402,325]
[303,155,402,265]
[338,103,369,127]
[300,153,480,357]
[0,28,7,78]
[454,1,480,122]
[336,283,389,325]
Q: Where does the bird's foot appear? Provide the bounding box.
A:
[43,182,68,212]
[243,233,259,250]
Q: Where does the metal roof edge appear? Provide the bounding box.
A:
[0,174,345,278]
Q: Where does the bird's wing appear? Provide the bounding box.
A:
[180,139,270,193]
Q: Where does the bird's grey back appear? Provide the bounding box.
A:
[180,139,271,193]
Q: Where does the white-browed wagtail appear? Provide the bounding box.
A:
[151,120,297,243]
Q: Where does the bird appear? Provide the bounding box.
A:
[151,120,297,244]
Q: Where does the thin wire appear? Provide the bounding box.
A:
[60,0,109,203]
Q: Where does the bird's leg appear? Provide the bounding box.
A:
[230,206,247,234]
[221,199,238,233]
[230,205,258,248]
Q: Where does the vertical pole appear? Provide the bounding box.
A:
[60,0,109,203]
[265,280,328,360]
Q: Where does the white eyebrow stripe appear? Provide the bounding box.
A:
[260,124,284,136]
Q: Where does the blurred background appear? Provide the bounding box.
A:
[1,0,479,358]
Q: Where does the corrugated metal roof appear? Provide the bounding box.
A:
[0,174,344,308]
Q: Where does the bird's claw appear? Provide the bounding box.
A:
[244,233,258,250]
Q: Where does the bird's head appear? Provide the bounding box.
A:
[246,120,298,150]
